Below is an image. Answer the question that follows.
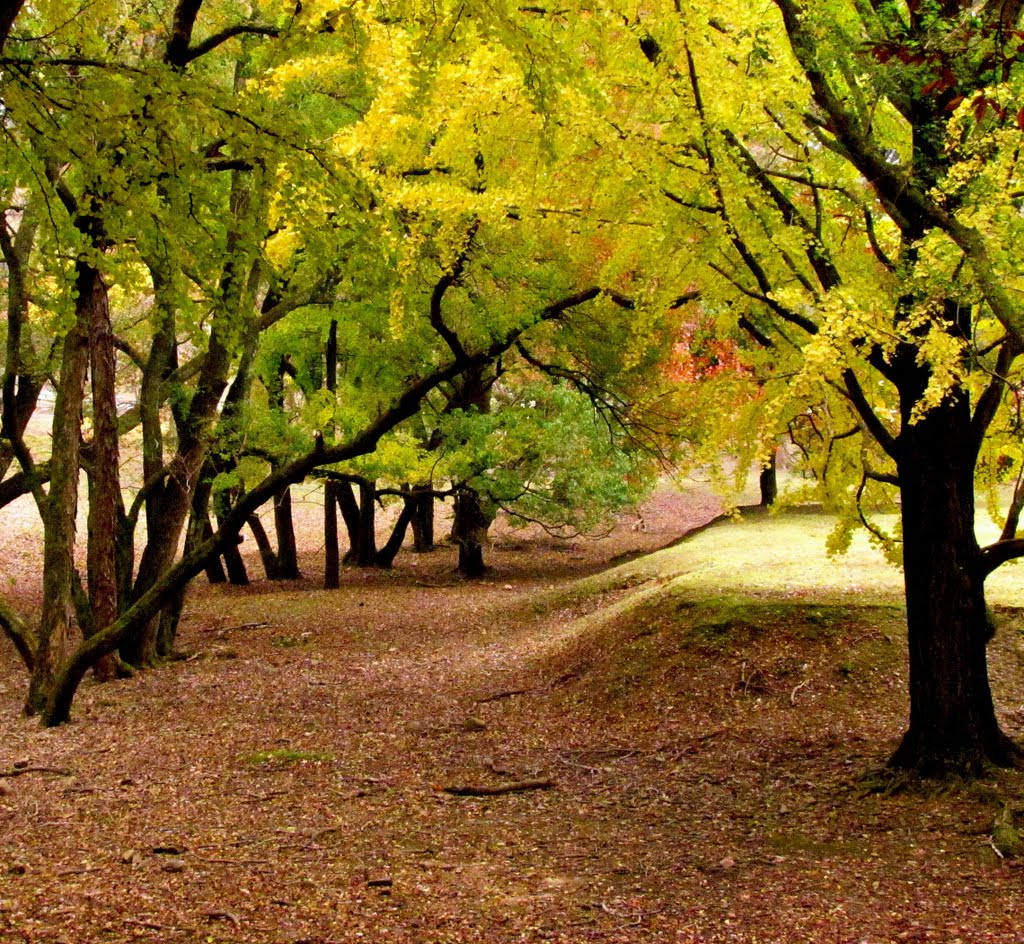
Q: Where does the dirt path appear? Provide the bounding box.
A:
[1,485,1024,942]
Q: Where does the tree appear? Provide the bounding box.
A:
[592,0,1024,774]
[0,0,673,724]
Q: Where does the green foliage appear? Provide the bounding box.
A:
[437,382,653,533]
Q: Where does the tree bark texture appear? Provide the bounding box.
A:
[28,296,89,713]
[889,389,1017,774]
[410,484,435,552]
[84,266,121,681]
[454,488,491,579]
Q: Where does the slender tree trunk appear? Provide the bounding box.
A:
[272,486,300,578]
[355,480,377,567]
[324,320,340,588]
[201,518,227,583]
[324,481,340,588]
[376,499,414,568]
[247,514,279,580]
[338,481,361,563]
[889,390,1017,774]
[1000,465,1024,542]
[84,266,120,682]
[0,208,42,486]
[123,171,254,666]
[28,301,89,713]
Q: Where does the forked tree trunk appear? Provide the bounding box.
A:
[889,390,1018,775]
[375,498,415,568]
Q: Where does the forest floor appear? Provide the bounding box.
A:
[3,482,1024,943]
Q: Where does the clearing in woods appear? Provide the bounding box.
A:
[1,484,1024,942]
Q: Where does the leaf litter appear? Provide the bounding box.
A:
[0,485,1023,942]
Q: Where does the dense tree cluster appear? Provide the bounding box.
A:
[1,0,1024,777]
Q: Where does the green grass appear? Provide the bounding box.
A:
[579,507,1024,609]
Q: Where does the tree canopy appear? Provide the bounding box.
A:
[2,0,1024,778]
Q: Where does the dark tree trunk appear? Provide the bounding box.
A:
[889,389,1017,775]
[221,530,249,585]
[410,484,435,552]
[1000,467,1024,542]
[337,481,361,564]
[0,0,26,55]
[0,207,43,487]
[123,170,251,667]
[272,486,300,578]
[354,480,378,567]
[324,320,340,588]
[201,518,227,583]
[376,499,415,568]
[759,449,778,507]
[324,481,340,588]
[454,488,491,579]
[248,514,279,580]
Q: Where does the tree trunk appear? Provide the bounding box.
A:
[1000,466,1024,542]
[454,488,491,579]
[272,486,300,578]
[324,480,340,589]
[201,518,228,583]
[123,171,253,666]
[84,265,120,682]
[324,320,340,588]
[247,514,279,580]
[889,390,1018,775]
[28,302,89,713]
[354,480,377,567]
[410,484,435,552]
[0,207,43,487]
[338,481,361,563]
[376,499,415,568]
[759,449,778,508]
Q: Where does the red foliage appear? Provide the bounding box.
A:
[665,320,748,384]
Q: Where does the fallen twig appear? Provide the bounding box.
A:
[0,766,72,778]
[123,918,195,934]
[442,779,555,797]
[790,679,810,705]
[475,688,528,704]
[204,910,242,926]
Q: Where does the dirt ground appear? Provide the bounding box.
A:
[2,483,1024,943]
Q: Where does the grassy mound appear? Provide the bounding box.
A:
[532,508,1024,726]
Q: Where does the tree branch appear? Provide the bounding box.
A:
[980,538,1024,577]
[182,23,281,64]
